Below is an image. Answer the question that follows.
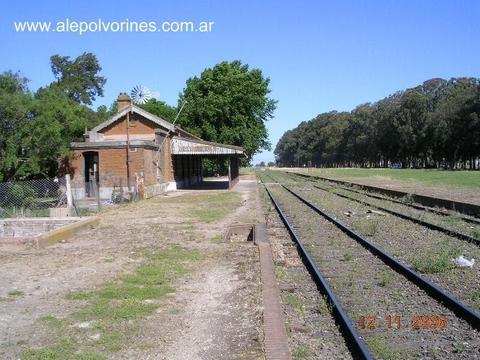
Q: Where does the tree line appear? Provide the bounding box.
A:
[0,55,275,181]
[274,78,480,169]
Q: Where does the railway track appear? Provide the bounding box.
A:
[290,171,480,226]
[259,172,480,359]
[311,183,480,246]
[266,171,480,310]
[277,171,480,247]
[289,171,480,219]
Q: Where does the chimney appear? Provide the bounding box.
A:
[117,92,132,112]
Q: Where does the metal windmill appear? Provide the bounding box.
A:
[130,85,152,104]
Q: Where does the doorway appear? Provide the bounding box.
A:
[83,151,99,197]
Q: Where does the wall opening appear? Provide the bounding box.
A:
[83,151,99,197]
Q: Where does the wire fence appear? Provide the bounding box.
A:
[0,177,68,218]
[70,174,140,212]
[0,174,143,218]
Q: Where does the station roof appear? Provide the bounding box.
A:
[171,137,245,156]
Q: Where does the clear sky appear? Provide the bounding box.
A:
[1,0,479,164]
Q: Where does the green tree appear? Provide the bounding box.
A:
[178,60,276,162]
[0,71,33,181]
[50,52,106,105]
[19,88,98,178]
[139,98,177,122]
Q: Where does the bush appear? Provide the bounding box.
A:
[4,183,36,208]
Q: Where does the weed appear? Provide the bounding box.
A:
[96,284,173,301]
[443,215,463,225]
[379,271,393,287]
[292,345,310,359]
[401,194,414,204]
[471,289,480,311]
[209,234,224,243]
[453,340,466,354]
[471,227,480,240]
[343,250,353,261]
[285,294,304,314]
[411,240,460,273]
[274,266,288,281]
[22,337,104,360]
[66,291,94,301]
[94,332,123,352]
[38,315,64,329]
[366,336,410,360]
[75,298,158,321]
[328,236,336,246]
[8,290,24,297]
[352,218,380,236]
[317,297,333,315]
[190,192,242,222]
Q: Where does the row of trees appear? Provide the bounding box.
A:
[274,78,480,169]
[0,55,275,181]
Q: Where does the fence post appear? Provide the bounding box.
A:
[65,174,73,215]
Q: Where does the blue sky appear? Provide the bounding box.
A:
[1,0,479,163]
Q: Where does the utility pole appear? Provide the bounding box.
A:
[126,110,131,190]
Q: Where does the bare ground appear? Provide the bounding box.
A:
[0,179,263,359]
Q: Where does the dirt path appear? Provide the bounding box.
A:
[0,180,263,359]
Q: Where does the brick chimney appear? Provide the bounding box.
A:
[117,93,131,112]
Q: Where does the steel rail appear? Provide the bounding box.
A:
[281,171,480,245]
[290,171,480,226]
[312,184,480,246]
[279,183,480,330]
[263,183,373,360]
[290,171,480,218]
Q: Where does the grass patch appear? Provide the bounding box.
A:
[208,234,224,243]
[352,218,380,237]
[189,192,242,222]
[38,315,64,330]
[379,270,393,287]
[471,289,480,311]
[411,240,460,274]
[284,294,304,314]
[8,289,24,297]
[317,297,333,315]
[343,250,353,261]
[66,291,95,301]
[471,227,480,241]
[94,332,123,353]
[443,215,464,225]
[292,345,310,359]
[75,299,158,321]
[366,336,411,360]
[26,246,200,358]
[23,337,104,360]
[294,168,480,188]
[274,266,288,281]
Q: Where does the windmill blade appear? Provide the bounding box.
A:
[130,85,152,104]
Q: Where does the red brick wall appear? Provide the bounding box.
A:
[98,148,145,187]
[70,135,190,190]
[70,151,84,184]
[100,113,159,136]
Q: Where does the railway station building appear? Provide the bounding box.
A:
[69,93,245,199]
